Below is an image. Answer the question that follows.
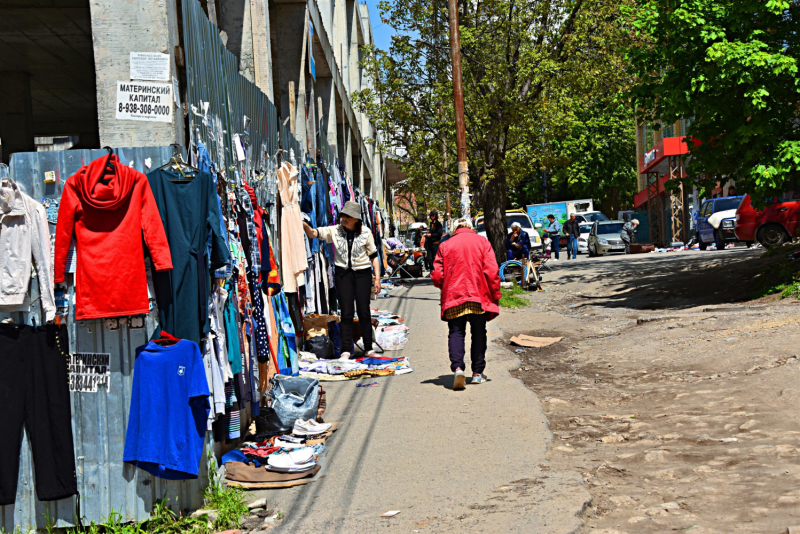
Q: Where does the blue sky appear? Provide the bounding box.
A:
[364,0,393,51]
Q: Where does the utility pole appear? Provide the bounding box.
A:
[447,0,470,218]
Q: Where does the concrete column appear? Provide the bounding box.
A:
[317,77,338,159]
[89,0,184,147]
[347,2,360,95]
[273,4,307,142]
[0,72,34,163]
[250,0,274,101]
[318,0,332,35]
[344,123,353,184]
[305,83,316,157]
[332,0,347,70]
[238,0,255,82]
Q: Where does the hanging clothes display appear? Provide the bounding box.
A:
[148,169,230,345]
[0,177,56,320]
[0,323,77,505]
[123,338,210,480]
[54,154,173,319]
[277,162,307,292]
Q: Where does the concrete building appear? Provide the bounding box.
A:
[0,0,389,207]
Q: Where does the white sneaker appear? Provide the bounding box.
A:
[293,419,332,436]
[453,369,466,390]
[551,258,558,262]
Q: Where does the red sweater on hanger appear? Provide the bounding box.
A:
[54,154,173,319]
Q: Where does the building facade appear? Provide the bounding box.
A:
[0,0,389,208]
[633,119,737,247]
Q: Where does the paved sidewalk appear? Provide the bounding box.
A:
[262,281,590,533]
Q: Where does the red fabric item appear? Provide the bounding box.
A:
[431,227,501,321]
[54,154,173,319]
[242,446,281,458]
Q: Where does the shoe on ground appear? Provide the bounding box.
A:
[453,368,466,390]
[293,419,332,436]
[471,373,484,385]
[551,258,558,262]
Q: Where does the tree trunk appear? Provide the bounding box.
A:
[482,169,508,267]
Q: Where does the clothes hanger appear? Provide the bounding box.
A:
[153,330,181,346]
[159,144,202,182]
[100,146,116,180]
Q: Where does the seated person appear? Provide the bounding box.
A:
[506,222,531,261]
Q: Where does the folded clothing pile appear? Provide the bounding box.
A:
[267,447,316,473]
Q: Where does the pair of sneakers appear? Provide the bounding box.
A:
[453,368,483,390]
[292,419,332,436]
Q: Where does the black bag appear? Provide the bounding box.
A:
[254,406,291,435]
[304,335,335,360]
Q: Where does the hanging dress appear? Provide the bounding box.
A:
[277,162,307,293]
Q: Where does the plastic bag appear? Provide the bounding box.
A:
[268,374,320,428]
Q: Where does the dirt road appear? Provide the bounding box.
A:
[499,248,800,533]
[262,279,590,533]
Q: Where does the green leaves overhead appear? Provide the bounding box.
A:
[354,0,637,262]
[626,0,800,205]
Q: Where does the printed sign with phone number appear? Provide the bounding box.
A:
[115,81,173,123]
[69,352,111,393]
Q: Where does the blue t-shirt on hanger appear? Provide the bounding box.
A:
[123,339,210,480]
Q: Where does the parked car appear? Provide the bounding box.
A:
[475,212,543,251]
[587,221,627,256]
[577,223,593,254]
[695,196,745,250]
[574,211,610,224]
[735,193,800,247]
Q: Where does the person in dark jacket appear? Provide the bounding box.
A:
[562,213,581,260]
[431,218,501,390]
[621,219,639,254]
[505,222,531,261]
[423,210,443,270]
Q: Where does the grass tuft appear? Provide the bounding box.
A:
[500,284,530,308]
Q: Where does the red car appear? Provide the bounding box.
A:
[735,194,800,247]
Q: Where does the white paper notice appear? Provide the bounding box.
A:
[116,81,173,123]
[69,352,111,393]
[130,52,170,81]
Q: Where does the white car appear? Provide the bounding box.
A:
[577,223,593,254]
[474,212,543,251]
[574,211,610,223]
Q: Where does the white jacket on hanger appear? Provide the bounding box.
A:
[0,177,56,321]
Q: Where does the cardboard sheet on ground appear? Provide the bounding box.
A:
[510,334,563,348]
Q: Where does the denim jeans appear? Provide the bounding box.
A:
[447,313,487,374]
[550,234,560,259]
[567,235,578,259]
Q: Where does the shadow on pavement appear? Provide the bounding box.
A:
[549,249,763,311]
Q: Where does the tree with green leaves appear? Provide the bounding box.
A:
[543,98,638,215]
[355,0,635,265]
[627,0,800,204]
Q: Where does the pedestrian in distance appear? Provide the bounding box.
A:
[505,222,531,261]
[562,213,580,260]
[431,218,502,390]
[621,219,639,254]
[423,210,443,271]
[546,214,562,261]
[302,201,381,358]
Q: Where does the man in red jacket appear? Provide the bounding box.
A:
[431,218,502,390]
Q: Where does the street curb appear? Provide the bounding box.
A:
[487,322,593,533]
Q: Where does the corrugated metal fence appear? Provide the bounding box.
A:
[2,147,210,532]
